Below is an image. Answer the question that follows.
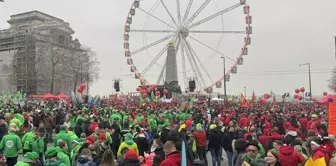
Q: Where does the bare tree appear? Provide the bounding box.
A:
[63,47,99,93]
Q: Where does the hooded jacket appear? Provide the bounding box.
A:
[312,146,330,164]
[76,155,97,166]
[160,151,192,166]
[54,130,72,153]
[278,145,305,166]
[0,132,22,157]
[117,140,139,158]
[208,127,222,150]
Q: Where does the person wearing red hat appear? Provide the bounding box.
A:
[93,133,110,159]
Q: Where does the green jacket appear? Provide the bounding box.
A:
[45,160,66,166]
[117,141,139,158]
[67,131,78,140]
[106,131,113,144]
[0,132,22,157]
[54,130,72,153]
[57,150,70,166]
[14,161,29,166]
[22,131,35,150]
[32,137,44,154]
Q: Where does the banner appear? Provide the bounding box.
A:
[328,103,336,135]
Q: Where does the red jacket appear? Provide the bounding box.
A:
[278,146,305,166]
[258,129,270,150]
[270,133,283,140]
[298,118,308,130]
[193,131,207,147]
[88,122,99,132]
[239,117,250,128]
[160,151,192,166]
[312,146,331,164]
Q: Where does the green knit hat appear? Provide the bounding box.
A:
[123,133,133,139]
[45,147,61,158]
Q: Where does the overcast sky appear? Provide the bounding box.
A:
[1,0,336,97]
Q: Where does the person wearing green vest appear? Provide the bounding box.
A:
[0,126,22,166]
[67,126,78,140]
[56,140,71,166]
[71,138,83,166]
[14,152,39,166]
[31,131,44,166]
[21,129,35,153]
[54,125,72,153]
[45,147,66,166]
[117,133,139,158]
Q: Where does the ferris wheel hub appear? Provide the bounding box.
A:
[179,27,189,38]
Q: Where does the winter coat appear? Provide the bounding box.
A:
[32,137,44,154]
[117,140,139,158]
[208,127,222,150]
[75,156,97,166]
[312,146,331,164]
[222,131,237,153]
[0,124,7,141]
[0,132,22,157]
[22,131,35,151]
[153,146,165,160]
[160,151,192,166]
[54,130,72,153]
[234,153,262,166]
[193,131,206,147]
[134,135,149,157]
[57,150,71,166]
[278,145,305,166]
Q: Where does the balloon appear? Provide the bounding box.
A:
[147,88,152,93]
[264,93,270,99]
[142,84,147,90]
[77,88,82,93]
[323,92,328,96]
[298,96,303,100]
[136,87,141,92]
[155,91,160,96]
[300,87,305,93]
[163,89,168,95]
[293,94,298,99]
[143,93,147,98]
[151,84,157,89]
[79,83,86,90]
[295,89,300,94]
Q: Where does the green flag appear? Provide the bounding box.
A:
[7,90,11,99]
[189,96,194,108]
[15,91,22,100]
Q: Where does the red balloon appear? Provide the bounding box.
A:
[79,83,86,90]
[163,89,168,95]
[147,88,152,93]
[300,87,305,93]
[293,94,298,99]
[264,93,270,99]
[151,84,157,89]
[155,91,160,96]
[142,84,147,90]
[136,87,141,92]
[143,93,147,98]
[77,88,82,93]
[295,89,300,94]
[323,92,328,96]
[298,96,303,100]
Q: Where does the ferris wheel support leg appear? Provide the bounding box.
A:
[183,38,214,83]
[182,38,206,89]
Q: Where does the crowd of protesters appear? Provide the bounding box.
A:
[0,98,334,166]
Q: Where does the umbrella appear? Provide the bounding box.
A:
[41,93,57,100]
[56,93,68,99]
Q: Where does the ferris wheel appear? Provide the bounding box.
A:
[123,0,252,93]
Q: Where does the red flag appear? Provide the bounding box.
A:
[251,91,256,102]
[241,93,249,107]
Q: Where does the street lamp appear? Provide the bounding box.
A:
[299,63,312,100]
[221,56,227,101]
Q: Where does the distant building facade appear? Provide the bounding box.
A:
[0,10,85,95]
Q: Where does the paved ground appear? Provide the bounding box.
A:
[207,149,229,166]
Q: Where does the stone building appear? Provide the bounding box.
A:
[0,10,86,95]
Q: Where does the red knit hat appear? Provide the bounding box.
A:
[125,149,139,159]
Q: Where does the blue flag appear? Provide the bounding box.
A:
[181,140,187,166]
